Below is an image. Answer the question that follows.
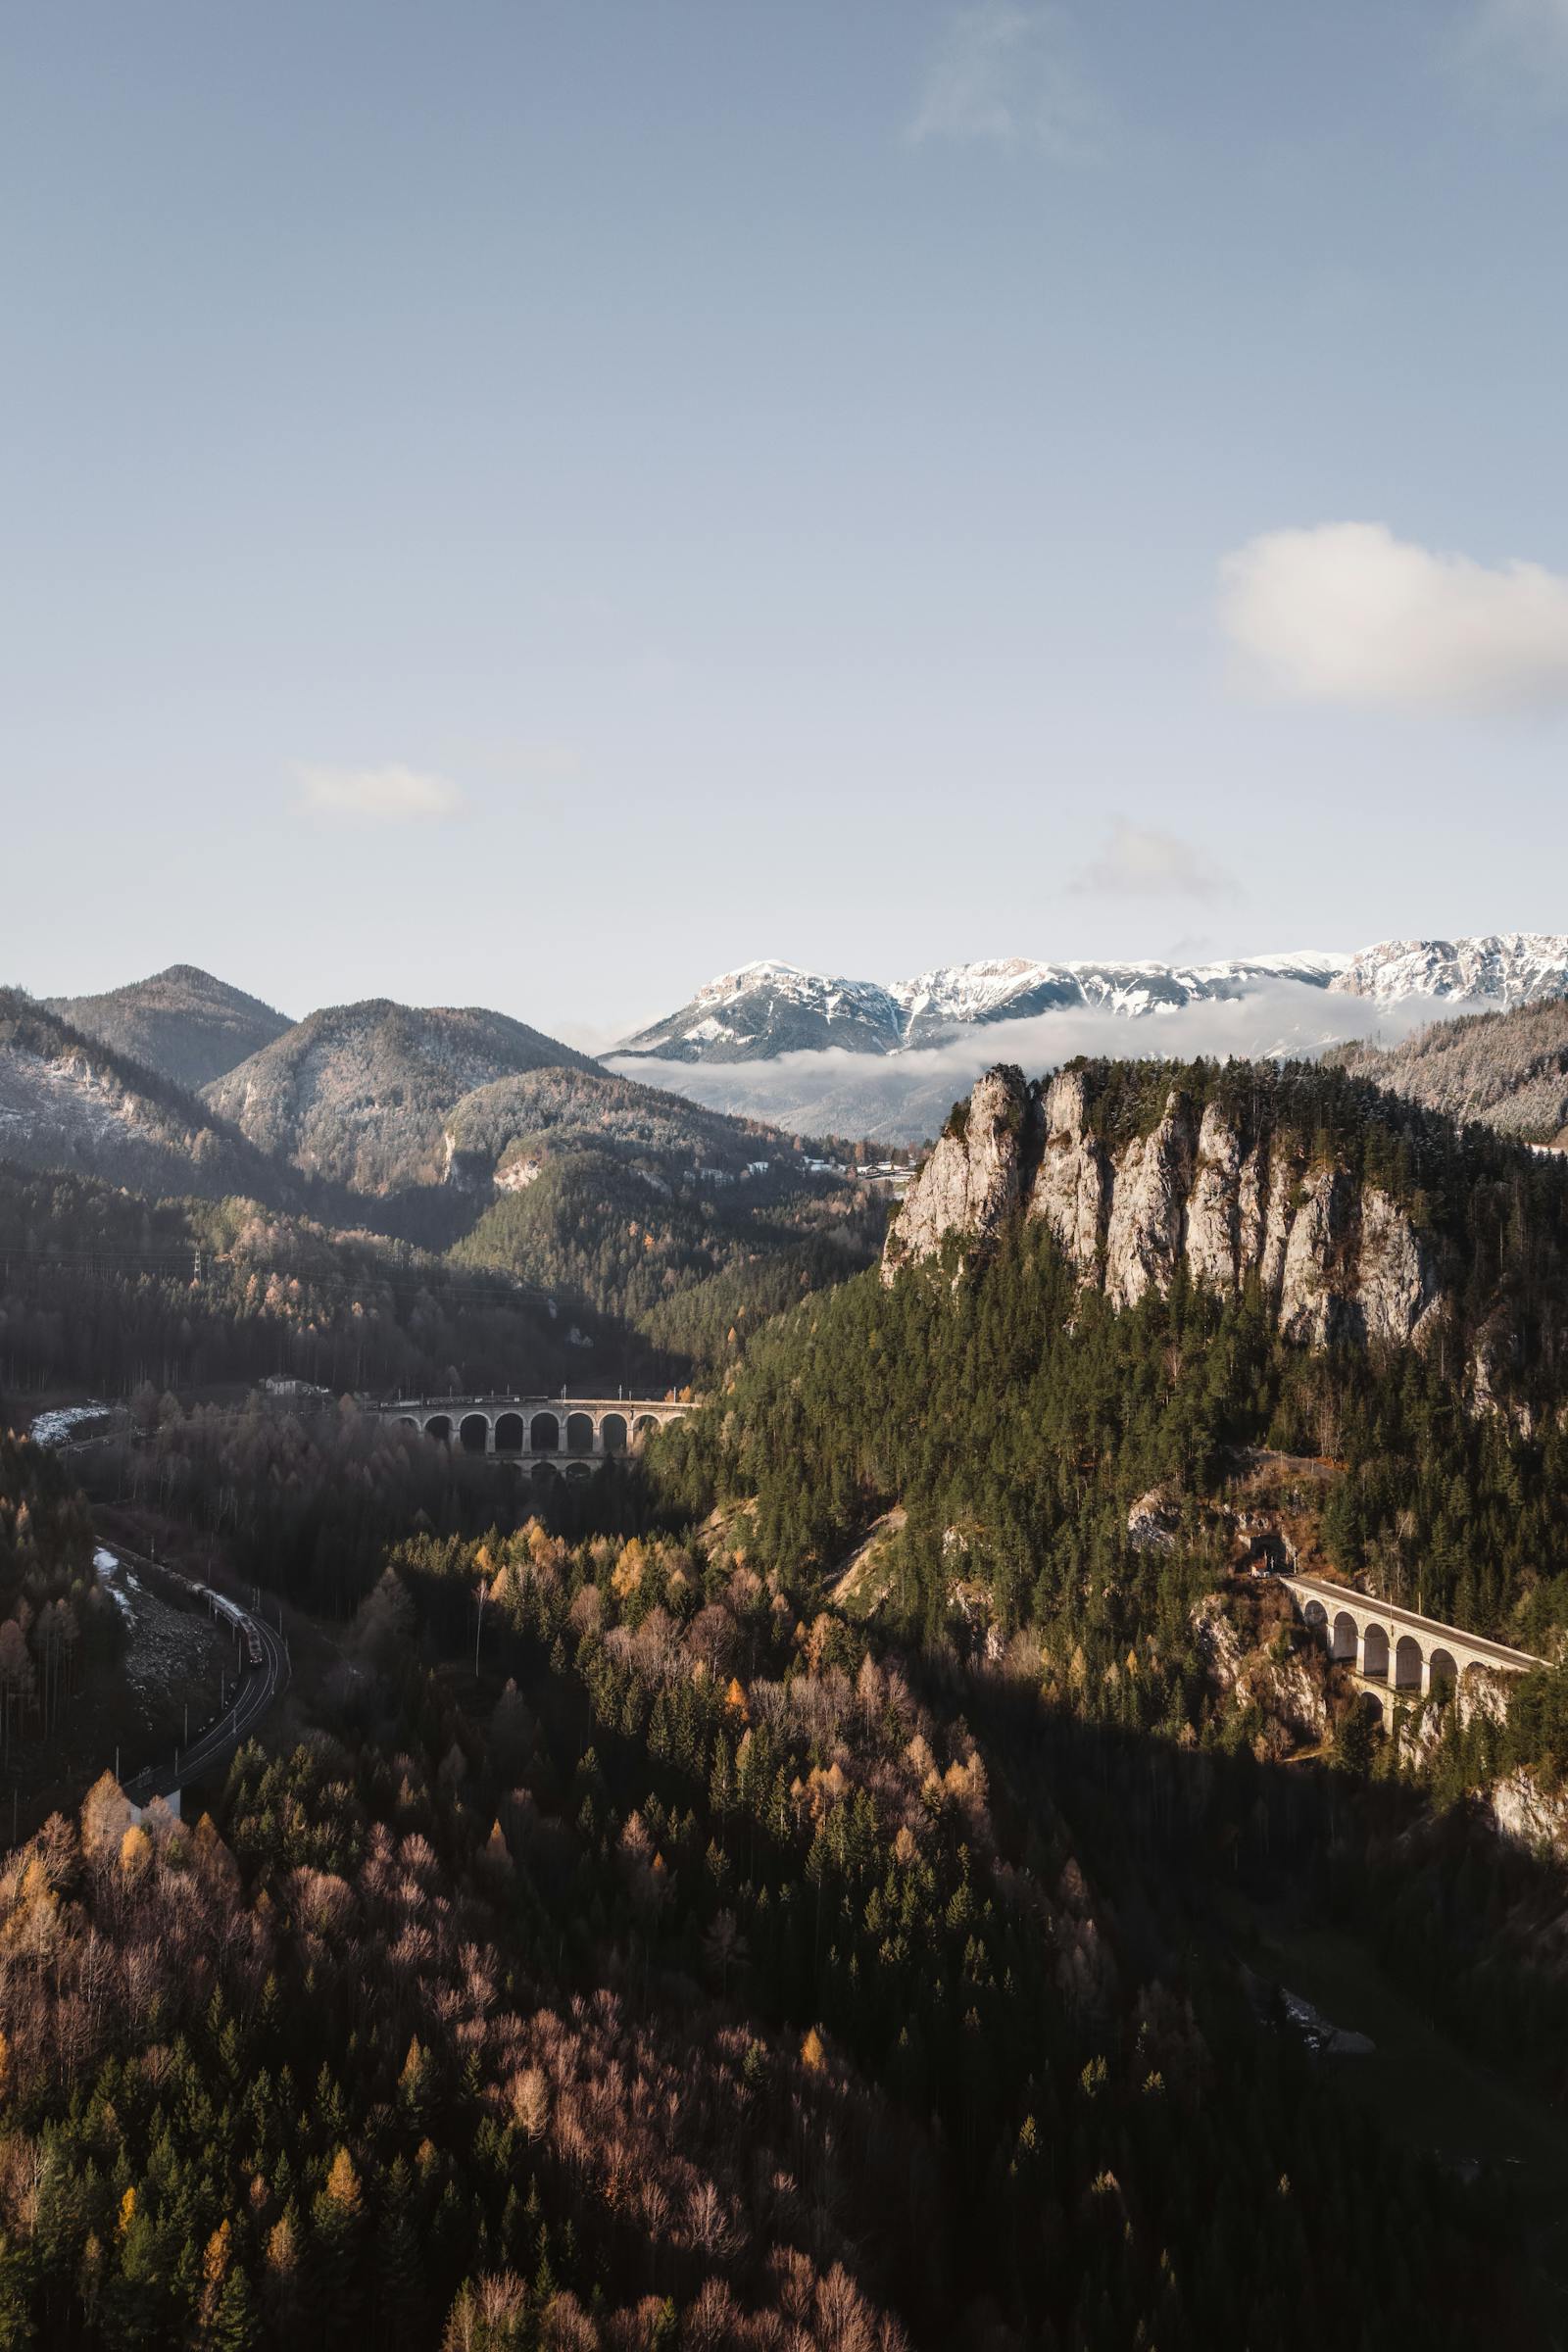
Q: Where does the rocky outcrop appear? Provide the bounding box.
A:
[1126,1486,1179,1553]
[1029,1071,1108,1273]
[1103,1095,1195,1309]
[885,1063,1445,1353]
[1488,1768,1568,1856]
[1190,1592,1328,1746]
[883,1066,1035,1281]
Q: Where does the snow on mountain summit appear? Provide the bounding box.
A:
[613,937,1568,1068]
[1329,935,1568,1008]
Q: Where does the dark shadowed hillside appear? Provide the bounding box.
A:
[45,963,292,1089]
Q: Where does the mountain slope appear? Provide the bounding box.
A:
[441,1063,881,1375]
[205,1001,601,1192]
[0,991,311,1206]
[1336,998,1568,1145]
[45,964,291,1089]
[440,1059,788,1188]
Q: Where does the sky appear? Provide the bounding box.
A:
[4,0,1568,1045]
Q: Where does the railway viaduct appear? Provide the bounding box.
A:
[1279,1570,1545,1723]
[379,1394,691,1475]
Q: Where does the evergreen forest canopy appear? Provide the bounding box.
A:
[0,1503,1552,2350]
[650,1219,1568,1652]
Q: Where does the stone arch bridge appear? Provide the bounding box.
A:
[378,1395,692,1479]
[1280,1570,1544,1724]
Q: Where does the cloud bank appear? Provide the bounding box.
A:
[1219,521,1568,712]
[609,980,1449,1145]
[908,2,1106,160]
[295,763,467,823]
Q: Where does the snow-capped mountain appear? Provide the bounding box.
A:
[891,952,1349,1046]
[614,962,906,1062]
[614,951,1353,1063]
[615,938,1568,1068]
[608,938,1568,1140]
[1328,935,1568,1010]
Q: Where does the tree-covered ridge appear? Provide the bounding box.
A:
[203,1002,603,1193]
[1336,997,1568,1146]
[648,1228,1568,1651]
[0,1161,617,1407]
[43,965,292,1093]
[442,1063,787,1181]
[453,1151,883,1381]
[0,1516,1534,2349]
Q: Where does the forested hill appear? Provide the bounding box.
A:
[44,964,291,1090]
[651,1054,1568,1653]
[203,1001,603,1192]
[884,1056,1568,1397]
[1335,997,1568,1146]
[0,1496,1544,2348]
[0,1160,613,1403]
[0,993,319,1210]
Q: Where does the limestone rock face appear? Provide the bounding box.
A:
[1356,1187,1437,1347]
[1029,1070,1107,1278]
[1279,1167,1348,1347]
[882,1065,1032,1284]
[1103,1093,1195,1310]
[884,1063,1449,1356]
[1489,1768,1568,1855]
[1185,1102,1243,1294]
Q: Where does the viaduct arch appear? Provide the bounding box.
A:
[1282,1571,1544,1725]
[379,1394,690,1473]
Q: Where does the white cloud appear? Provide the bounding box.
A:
[1070,819,1237,903]
[294,762,467,823]
[908,2,1106,159]
[1218,522,1568,712]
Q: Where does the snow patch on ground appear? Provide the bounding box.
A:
[28,1401,113,1446]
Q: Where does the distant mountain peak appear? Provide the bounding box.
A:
[616,937,1568,1074]
[45,963,293,1090]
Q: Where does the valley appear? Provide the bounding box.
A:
[6,956,1568,2345]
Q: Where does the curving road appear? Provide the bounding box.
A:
[109,1539,290,1808]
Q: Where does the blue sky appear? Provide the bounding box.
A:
[4,1,1566,1040]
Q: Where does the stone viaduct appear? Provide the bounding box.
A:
[379,1395,691,1478]
[1280,1570,1545,1723]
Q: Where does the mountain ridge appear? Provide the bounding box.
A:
[45,963,292,1089]
[613,936,1568,1066]
[203,999,604,1193]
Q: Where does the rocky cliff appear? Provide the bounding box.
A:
[884,1061,1445,1350]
